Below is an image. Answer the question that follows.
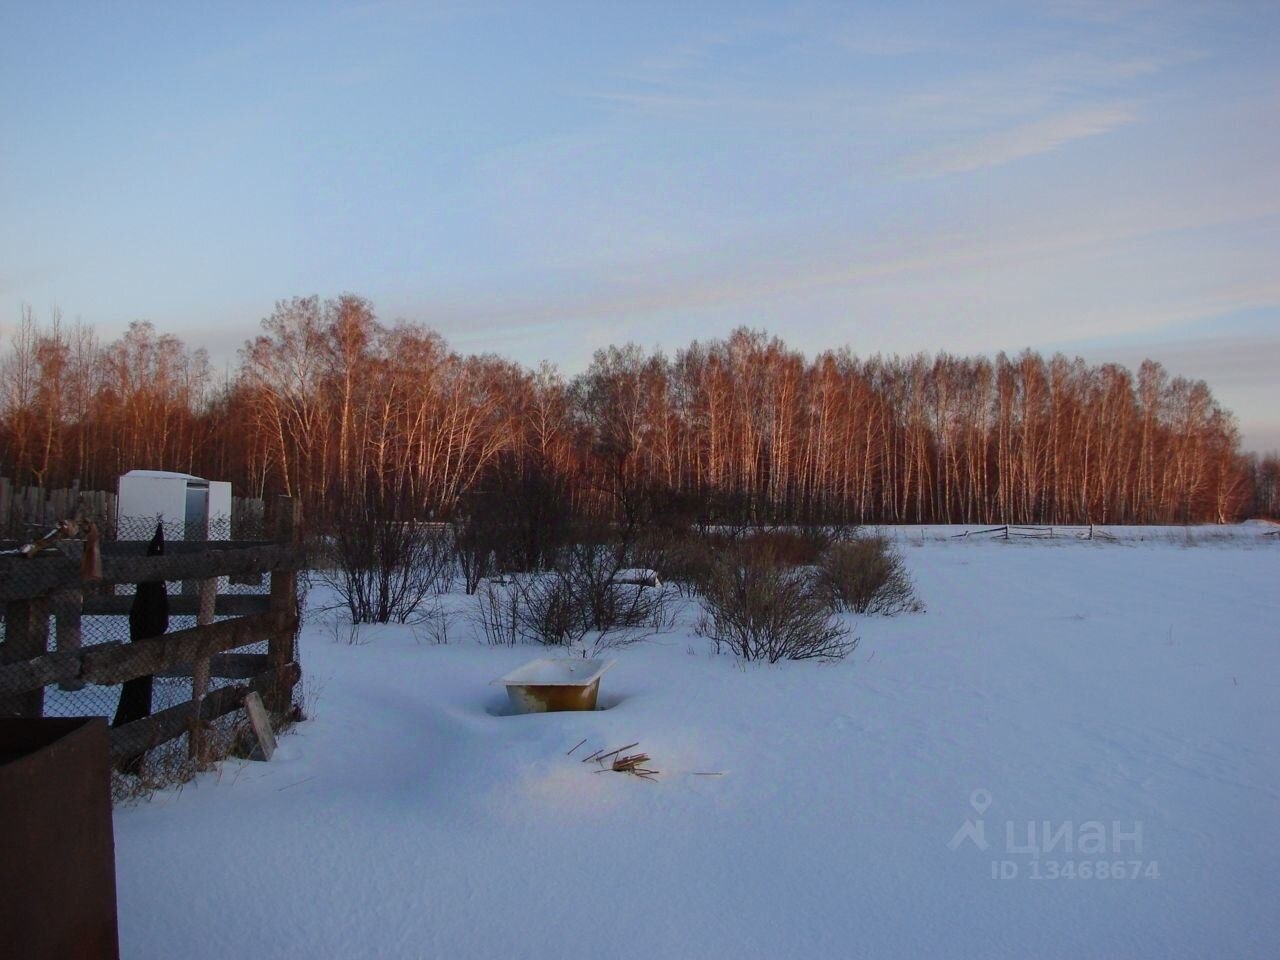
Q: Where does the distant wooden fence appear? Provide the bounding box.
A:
[0,498,304,766]
[949,524,1117,541]
[0,477,265,540]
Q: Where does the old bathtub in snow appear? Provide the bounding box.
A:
[494,658,617,713]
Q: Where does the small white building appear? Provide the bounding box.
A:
[116,470,231,542]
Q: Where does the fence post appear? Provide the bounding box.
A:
[52,587,85,691]
[1,597,50,717]
[0,476,11,535]
[189,577,218,765]
[266,496,302,713]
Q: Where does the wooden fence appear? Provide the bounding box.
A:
[0,477,265,540]
[0,497,304,767]
[948,524,1117,541]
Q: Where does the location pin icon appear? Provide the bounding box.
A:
[970,789,992,815]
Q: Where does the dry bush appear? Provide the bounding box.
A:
[737,527,833,567]
[111,736,198,805]
[817,534,922,614]
[635,525,836,596]
[476,574,585,647]
[512,573,582,646]
[421,528,456,593]
[695,545,854,662]
[477,578,522,646]
[473,541,673,649]
[558,540,672,643]
[328,614,365,646]
[632,525,715,597]
[453,505,501,595]
[317,482,451,624]
[413,600,459,644]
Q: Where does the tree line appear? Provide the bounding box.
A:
[2,296,1275,526]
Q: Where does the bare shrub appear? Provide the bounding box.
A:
[636,526,717,597]
[511,573,582,646]
[452,496,506,595]
[634,525,836,596]
[473,540,674,649]
[696,546,854,662]
[817,534,922,614]
[477,579,521,646]
[420,525,456,593]
[111,737,198,805]
[413,599,458,644]
[317,519,442,624]
[557,540,674,649]
[738,527,833,567]
[477,572,584,647]
[318,496,445,624]
[328,614,365,646]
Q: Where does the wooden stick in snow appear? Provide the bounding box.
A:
[611,752,650,771]
[590,742,639,765]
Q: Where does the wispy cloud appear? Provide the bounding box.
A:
[902,101,1139,175]
[411,192,1280,337]
[583,90,723,118]
[1044,0,1162,25]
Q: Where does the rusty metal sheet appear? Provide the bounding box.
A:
[0,717,120,960]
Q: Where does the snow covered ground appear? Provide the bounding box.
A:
[113,526,1280,959]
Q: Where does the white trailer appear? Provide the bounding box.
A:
[116,470,232,541]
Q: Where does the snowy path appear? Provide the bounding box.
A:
[114,535,1280,959]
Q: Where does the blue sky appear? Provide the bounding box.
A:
[2,1,1277,450]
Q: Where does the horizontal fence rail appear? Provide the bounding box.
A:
[948,524,1119,541]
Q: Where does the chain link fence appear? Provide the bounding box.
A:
[1,504,301,802]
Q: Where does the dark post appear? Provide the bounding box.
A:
[266,496,302,712]
[188,577,217,766]
[1,596,50,717]
[52,587,85,691]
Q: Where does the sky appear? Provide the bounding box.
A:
[1,1,1277,451]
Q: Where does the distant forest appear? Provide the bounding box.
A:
[2,296,1277,525]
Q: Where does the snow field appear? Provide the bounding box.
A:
[113,530,1280,959]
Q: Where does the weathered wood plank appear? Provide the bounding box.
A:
[109,661,300,762]
[0,647,274,697]
[81,612,282,686]
[0,553,81,602]
[99,544,303,584]
[99,540,280,555]
[80,594,271,617]
[0,648,82,697]
[243,691,277,761]
[1,543,302,602]
[156,652,269,681]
